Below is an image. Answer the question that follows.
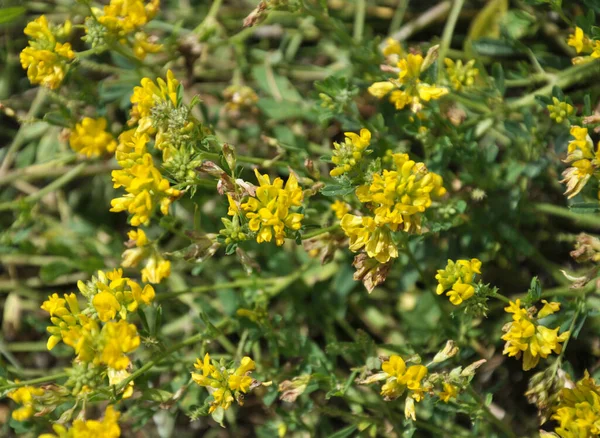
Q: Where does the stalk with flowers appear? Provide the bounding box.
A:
[2,1,600,437]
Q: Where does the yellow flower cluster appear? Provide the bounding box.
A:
[130,70,179,133]
[501,299,569,371]
[77,268,155,322]
[239,169,304,246]
[41,290,141,371]
[69,117,117,158]
[444,58,479,91]
[368,53,448,113]
[20,16,74,89]
[567,27,600,64]
[40,405,121,438]
[561,126,600,199]
[340,153,445,263]
[191,353,256,413]
[121,229,171,284]
[552,371,600,438]
[547,97,574,124]
[330,128,372,177]
[88,0,161,60]
[7,385,45,421]
[380,355,428,420]
[111,130,181,226]
[435,258,482,305]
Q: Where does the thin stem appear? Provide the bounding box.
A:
[0,372,69,392]
[194,0,223,34]
[492,291,512,304]
[0,88,48,177]
[388,0,409,35]
[466,386,517,438]
[116,319,229,391]
[553,300,584,375]
[353,0,366,42]
[438,0,466,81]
[301,224,340,240]
[157,276,284,301]
[0,163,87,212]
[535,203,600,229]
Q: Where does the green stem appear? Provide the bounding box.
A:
[438,0,466,81]
[301,224,340,240]
[388,0,410,34]
[353,0,366,42]
[194,0,223,34]
[0,163,87,212]
[535,203,600,229]
[492,291,512,304]
[157,276,283,301]
[0,88,48,177]
[507,60,600,110]
[0,372,68,392]
[553,300,584,376]
[466,386,517,438]
[116,319,229,392]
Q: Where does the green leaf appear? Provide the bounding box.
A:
[328,425,358,438]
[257,99,313,121]
[465,0,509,54]
[471,39,520,57]
[569,202,600,214]
[210,406,226,427]
[492,63,505,96]
[0,7,26,25]
[251,66,302,102]
[526,277,542,305]
[320,183,355,197]
[141,388,173,403]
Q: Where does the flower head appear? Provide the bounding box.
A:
[435,258,482,305]
[380,355,428,403]
[444,58,478,91]
[240,170,304,246]
[547,97,574,124]
[8,386,45,421]
[330,128,372,177]
[561,126,600,199]
[552,371,600,438]
[69,117,117,158]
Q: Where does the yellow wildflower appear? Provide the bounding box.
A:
[100,320,141,370]
[240,170,304,246]
[132,31,162,60]
[552,371,600,438]
[561,126,600,199]
[99,0,160,36]
[567,27,591,54]
[191,353,257,413]
[547,97,574,124]
[382,38,403,58]
[41,292,82,351]
[130,69,179,130]
[111,132,181,226]
[380,355,428,403]
[8,385,44,421]
[355,153,446,233]
[20,16,74,89]
[438,382,458,403]
[69,117,117,158]
[330,128,372,177]
[444,58,479,91]
[538,300,561,319]
[501,299,570,371]
[368,53,448,113]
[40,405,121,438]
[81,268,155,321]
[331,200,351,219]
[435,258,482,305]
[340,214,398,263]
[122,229,171,284]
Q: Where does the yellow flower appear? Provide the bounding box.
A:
[84,269,155,320]
[130,69,179,130]
[330,128,372,177]
[435,258,482,305]
[547,97,574,124]
[20,16,74,89]
[567,27,591,54]
[438,382,458,403]
[99,0,160,36]
[538,300,561,319]
[241,170,304,246]
[191,353,257,413]
[382,38,403,58]
[552,371,600,438]
[132,31,162,59]
[501,300,570,371]
[111,133,181,226]
[355,153,446,233]
[69,117,117,158]
[122,228,171,284]
[100,320,140,370]
[561,126,600,199]
[8,386,44,421]
[444,58,479,91]
[340,214,398,263]
[380,355,428,403]
[41,292,82,351]
[41,405,121,438]
[108,368,134,399]
[331,200,351,219]
[368,53,448,113]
